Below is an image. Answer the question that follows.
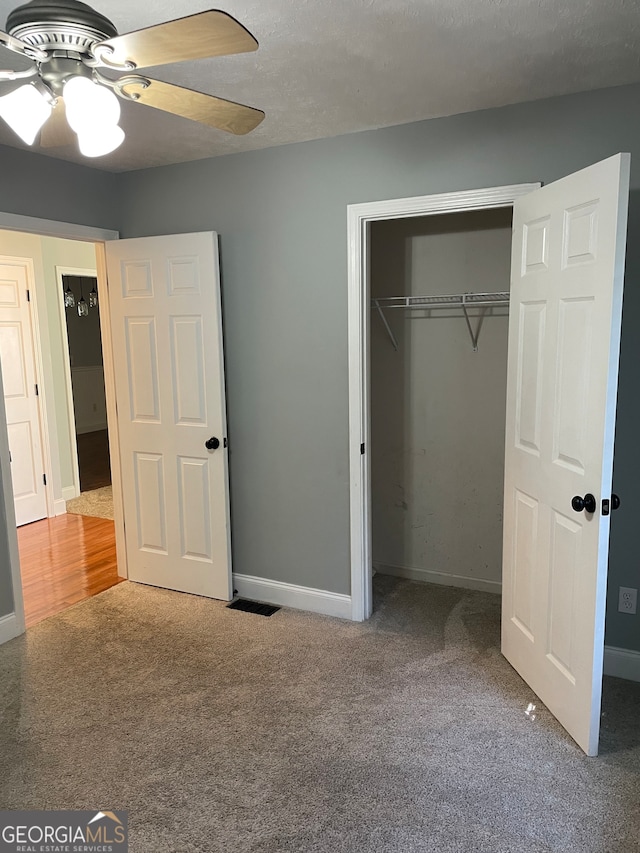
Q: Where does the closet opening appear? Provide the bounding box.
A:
[350,163,633,757]
[369,207,513,606]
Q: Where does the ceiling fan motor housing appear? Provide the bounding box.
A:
[6,0,117,53]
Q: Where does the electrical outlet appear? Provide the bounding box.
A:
[618,587,637,615]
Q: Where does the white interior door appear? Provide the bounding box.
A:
[0,259,47,527]
[105,232,232,599]
[502,154,630,756]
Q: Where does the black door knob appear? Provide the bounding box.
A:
[612,494,621,510]
[571,493,596,514]
[205,436,220,450]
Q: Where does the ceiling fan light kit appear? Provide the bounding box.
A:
[63,73,124,156]
[0,80,52,143]
[0,0,264,157]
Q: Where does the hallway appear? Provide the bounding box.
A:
[18,513,122,628]
[76,429,111,492]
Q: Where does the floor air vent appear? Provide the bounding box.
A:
[227,598,280,617]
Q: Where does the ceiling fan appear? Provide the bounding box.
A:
[0,0,265,157]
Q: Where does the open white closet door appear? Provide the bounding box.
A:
[105,232,232,600]
[502,154,630,756]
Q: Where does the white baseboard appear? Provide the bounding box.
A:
[0,612,23,645]
[62,485,79,502]
[53,498,67,517]
[603,645,640,682]
[373,561,502,595]
[232,573,352,620]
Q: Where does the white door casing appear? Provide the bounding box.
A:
[347,183,541,622]
[105,232,232,599]
[0,258,48,526]
[502,154,630,756]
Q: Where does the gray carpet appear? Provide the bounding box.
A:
[1,575,639,853]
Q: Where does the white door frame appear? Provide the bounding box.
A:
[0,214,121,642]
[347,183,540,622]
[55,264,99,500]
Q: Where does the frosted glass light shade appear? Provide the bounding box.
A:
[63,76,125,157]
[0,84,52,145]
[77,124,125,158]
[63,76,120,132]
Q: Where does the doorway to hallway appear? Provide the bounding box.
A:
[18,513,122,627]
[0,232,120,628]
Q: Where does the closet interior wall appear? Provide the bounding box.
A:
[370,208,513,593]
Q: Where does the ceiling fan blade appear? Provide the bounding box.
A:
[40,98,75,148]
[94,11,258,70]
[121,78,264,135]
[0,29,45,62]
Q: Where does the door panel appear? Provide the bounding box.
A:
[106,232,232,600]
[134,451,167,554]
[178,456,212,561]
[503,154,630,756]
[126,317,160,422]
[0,260,47,526]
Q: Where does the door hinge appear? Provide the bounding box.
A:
[43,473,47,486]
[26,289,30,302]
[360,443,365,455]
[34,383,39,396]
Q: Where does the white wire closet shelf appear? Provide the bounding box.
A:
[372,290,510,352]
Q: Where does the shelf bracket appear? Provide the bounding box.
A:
[373,300,399,351]
[461,294,488,352]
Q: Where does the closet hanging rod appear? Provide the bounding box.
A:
[371,291,510,352]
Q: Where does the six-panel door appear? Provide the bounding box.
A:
[502,154,630,756]
[105,232,232,600]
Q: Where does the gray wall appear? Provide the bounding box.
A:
[0,338,14,618]
[0,146,117,621]
[118,81,640,652]
[0,144,120,229]
[0,84,639,653]
[370,210,512,590]
[0,474,15,618]
[607,186,640,650]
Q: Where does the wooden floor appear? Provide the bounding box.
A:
[18,513,123,628]
[77,429,111,492]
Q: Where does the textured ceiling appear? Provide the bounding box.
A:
[0,0,639,171]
